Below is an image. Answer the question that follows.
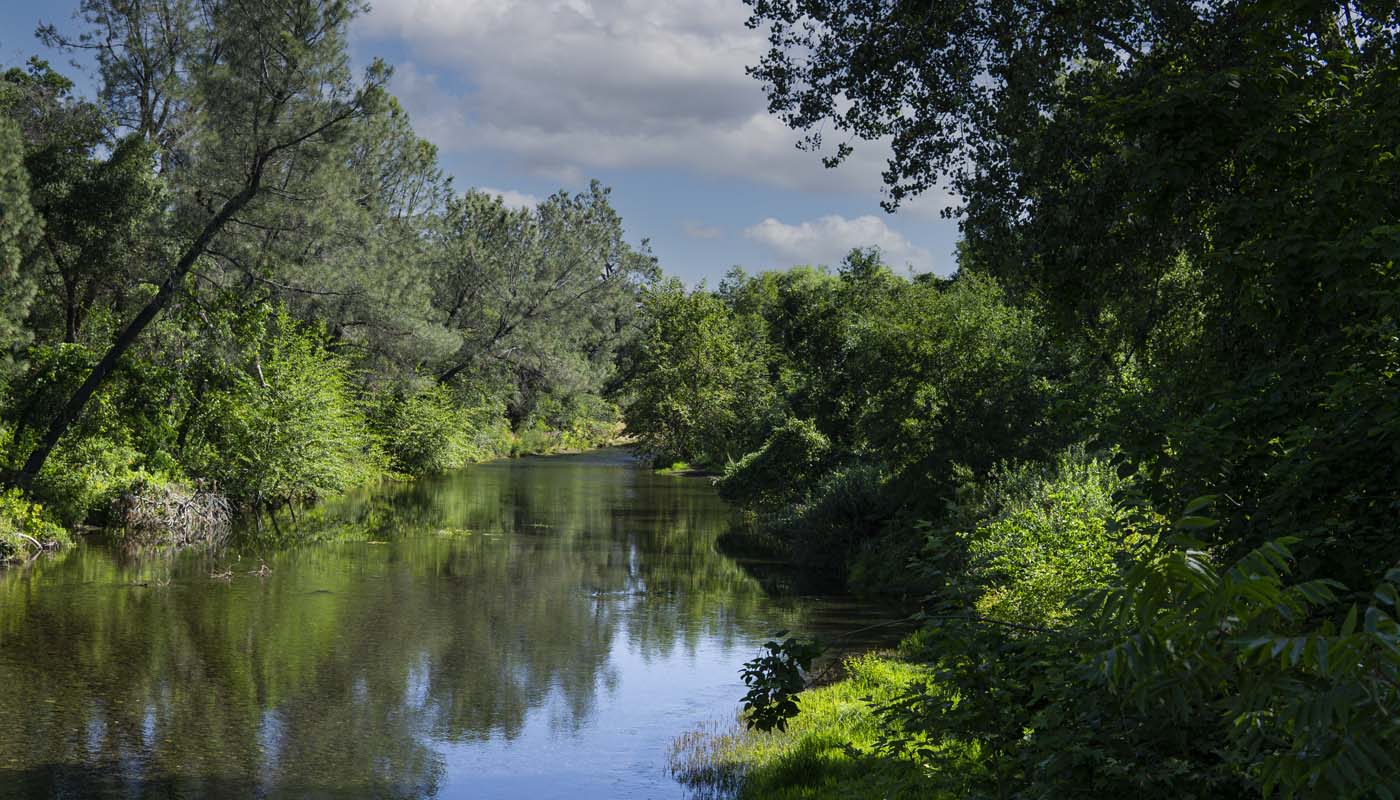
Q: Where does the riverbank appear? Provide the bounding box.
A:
[0,487,71,563]
[669,652,944,800]
[0,429,629,565]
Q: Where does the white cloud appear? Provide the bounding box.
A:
[357,0,899,194]
[475,186,539,210]
[896,184,965,223]
[682,220,724,239]
[744,215,935,271]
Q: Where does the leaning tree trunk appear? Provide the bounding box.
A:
[13,180,260,490]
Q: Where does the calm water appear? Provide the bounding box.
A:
[0,450,888,799]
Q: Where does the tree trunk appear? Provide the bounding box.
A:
[437,358,473,385]
[13,182,260,489]
[175,375,207,453]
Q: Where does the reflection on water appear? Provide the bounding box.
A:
[0,450,887,799]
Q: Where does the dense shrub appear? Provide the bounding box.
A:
[369,384,465,476]
[1096,533,1400,799]
[184,315,379,508]
[717,417,831,511]
[956,447,1134,628]
[0,487,68,561]
[3,342,187,525]
[33,435,156,526]
[450,388,515,463]
[866,501,1400,800]
[773,462,893,577]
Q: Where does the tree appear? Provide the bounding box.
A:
[0,116,39,375]
[745,0,1400,587]
[717,253,1054,484]
[12,0,389,488]
[38,0,199,166]
[433,181,657,423]
[622,279,775,466]
[198,93,453,381]
[1,60,162,345]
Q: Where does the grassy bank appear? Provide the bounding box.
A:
[670,653,945,800]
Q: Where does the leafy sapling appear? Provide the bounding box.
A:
[739,632,824,732]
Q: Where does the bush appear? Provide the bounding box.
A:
[772,462,893,579]
[0,487,69,562]
[449,388,514,463]
[1096,532,1400,800]
[4,342,189,526]
[954,446,1136,628]
[32,435,155,526]
[717,417,832,511]
[870,502,1400,800]
[184,313,379,508]
[369,384,464,476]
[510,421,559,456]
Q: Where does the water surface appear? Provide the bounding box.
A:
[0,450,887,799]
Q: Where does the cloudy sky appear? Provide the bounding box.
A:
[0,0,961,284]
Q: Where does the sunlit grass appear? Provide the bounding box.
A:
[669,654,950,800]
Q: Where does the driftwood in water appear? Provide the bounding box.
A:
[113,480,233,549]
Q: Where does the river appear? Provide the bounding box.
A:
[0,449,892,799]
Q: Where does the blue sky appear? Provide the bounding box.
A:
[0,0,961,285]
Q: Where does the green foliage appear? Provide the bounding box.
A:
[0,116,38,374]
[369,384,467,476]
[2,342,185,525]
[0,487,69,562]
[718,417,831,511]
[740,634,825,732]
[672,654,938,800]
[1097,530,1400,800]
[34,435,152,527]
[778,463,894,575]
[701,7,1400,798]
[184,312,378,508]
[519,392,621,453]
[832,271,1054,480]
[957,447,1135,629]
[622,278,776,467]
[839,506,1400,800]
[1,57,162,347]
[745,0,1400,592]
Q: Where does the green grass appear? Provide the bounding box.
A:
[669,654,948,800]
[655,461,723,477]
